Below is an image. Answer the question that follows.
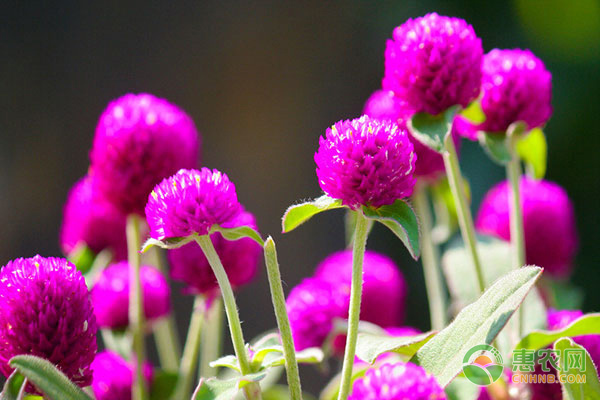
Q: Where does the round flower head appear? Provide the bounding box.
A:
[363,90,462,180]
[167,208,261,296]
[92,351,153,400]
[146,168,241,240]
[478,49,552,133]
[0,256,97,387]
[92,261,171,329]
[476,178,577,278]
[60,176,127,260]
[314,115,416,210]
[349,362,446,400]
[315,250,407,327]
[383,13,483,115]
[286,277,349,351]
[90,93,200,215]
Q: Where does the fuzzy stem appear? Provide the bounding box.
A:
[127,214,147,400]
[413,185,447,330]
[263,237,303,400]
[173,296,205,399]
[442,134,486,294]
[337,211,369,400]
[199,297,224,379]
[195,235,262,400]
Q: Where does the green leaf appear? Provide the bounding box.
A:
[460,100,486,124]
[141,235,195,253]
[408,105,460,153]
[517,127,547,179]
[260,347,324,369]
[282,195,345,233]
[355,331,436,364]
[515,313,600,351]
[210,355,240,372]
[1,370,26,400]
[362,199,420,259]
[149,371,178,400]
[67,243,96,275]
[478,132,511,164]
[9,355,92,400]
[444,377,481,400]
[410,266,543,387]
[554,337,600,399]
[193,373,267,400]
[212,225,264,246]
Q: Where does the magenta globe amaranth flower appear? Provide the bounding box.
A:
[315,250,407,327]
[478,49,552,133]
[0,256,97,386]
[349,362,446,400]
[90,93,200,215]
[382,13,483,115]
[315,116,416,209]
[92,261,171,329]
[167,208,261,296]
[286,278,349,351]
[60,175,127,260]
[146,168,241,240]
[476,178,577,277]
[92,351,154,400]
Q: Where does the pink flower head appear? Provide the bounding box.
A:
[167,208,261,296]
[476,178,578,278]
[286,278,349,351]
[92,261,170,329]
[145,168,242,240]
[0,256,97,387]
[349,362,446,400]
[363,90,462,180]
[90,93,200,215]
[479,49,552,133]
[315,250,407,327]
[383,13,483,115]
[315,116,416,210]
[91,351,153,400]
[60,176,127,260]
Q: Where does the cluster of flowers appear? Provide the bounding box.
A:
[0,11,594,400]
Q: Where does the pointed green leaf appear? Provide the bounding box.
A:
[1,370,26,400]
[193,373,267,400]
[141,235,195,253]
[517,127,547,179]
[515,314,600,351]
[149,371,178,400]
[209,355,240,372]
[478,131,511,164]
[460,100,486,124]
[9,355,92,400]
[212,225,264,246]
[261,347,324,369]
[67,243,96,275]
[408,105,460,153]
[362,199,420,259]
[554,338,600,399]
[282,195,344,233]
[356,331,437,364]
[410,266,543,387]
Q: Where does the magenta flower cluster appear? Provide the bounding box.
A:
[315,115,416,209]
[91,351,154,400]
[0,256,97,387]
[476,177,578,277]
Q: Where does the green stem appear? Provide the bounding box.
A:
[413,185,447,331]
[127,214,147,400]
[199,298,223,379]
[442,134,486,294]
[195,235,262,400]
[337,211,369,400]
[263,237,303,400]
[173,296,205,400]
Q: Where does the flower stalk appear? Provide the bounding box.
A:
[173,296,205,399]
[337,210,369,400]
[199,298,223,379]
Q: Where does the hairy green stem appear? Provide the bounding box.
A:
[127,214,147,400]
[199,298,224,379]
[337,211,369,400]
[263,237,303,400]
[442,134,486,294]
[173,296,205,399]
[195,235,262,400]
[413,185,447,330]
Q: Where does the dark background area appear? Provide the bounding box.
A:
[1,0,599,395]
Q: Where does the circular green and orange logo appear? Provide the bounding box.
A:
[462,344,504,386]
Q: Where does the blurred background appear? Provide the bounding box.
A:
[1,0,599,394]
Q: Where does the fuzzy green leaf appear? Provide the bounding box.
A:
[554,337,600,399]
[211,225,264,246]
[410,266,543,387]
[408,105,460,153]
[193,373,267,400]
[1,370,26,400]
[478,132,511,164]
[209,355,240,372]
[517,127,547,179]
[355,331,436,364]
[515,314,600,351]
[362,200,420,259]
[282,195,344,233]
[141,235,195,253]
